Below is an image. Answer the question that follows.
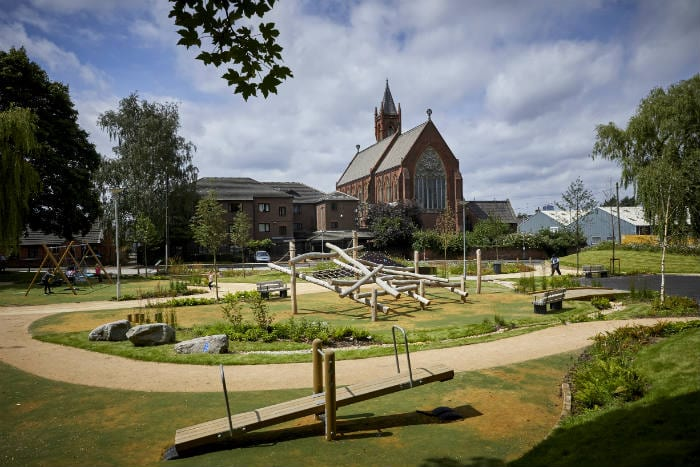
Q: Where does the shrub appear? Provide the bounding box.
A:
[590,296,611,310]
[650,295,699,316]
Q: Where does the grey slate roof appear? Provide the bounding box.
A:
[336,135,395,186]
[465,200,518,225]
[197,177,290,200]
[20,225,104,246]
[319,191,358,202]
[375,121,428,173]
[263,181,326,203]
[381,80,398,114]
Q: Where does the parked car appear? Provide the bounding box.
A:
[255,251,271,262]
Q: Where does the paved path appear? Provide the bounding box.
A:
[0,287,688,393]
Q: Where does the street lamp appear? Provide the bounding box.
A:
[110,187,123,300]
[462,202,466,279]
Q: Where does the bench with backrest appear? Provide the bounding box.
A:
[533,288,567,313]
[583,264,608,278]
[256,280,289,299]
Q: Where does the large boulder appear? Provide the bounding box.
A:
[126,323,176,346]
[174,335,229,354]
[88,319,131,341]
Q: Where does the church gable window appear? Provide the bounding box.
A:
[414,147,446,210]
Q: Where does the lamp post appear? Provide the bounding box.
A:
[110,187,123,300]
[462,202,466,279]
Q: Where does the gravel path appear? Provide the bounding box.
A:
[1,282,688,393]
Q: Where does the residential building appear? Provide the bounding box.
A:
[462,200,518,231]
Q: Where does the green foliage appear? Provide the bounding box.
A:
[467,216,512,247]
[229,210,252,261]
[1,47,101,240]
[590,296,611,310]
[650,295,699,316]
[98,92,198,251]
[0,106,40,254]
[220,290,272,330]
[169,0,293,99]
[366,202,418,251]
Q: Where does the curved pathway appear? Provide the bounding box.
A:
[1,289,688,392]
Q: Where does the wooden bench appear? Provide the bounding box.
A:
[533,288,567,313]
[583,264,608,278]
[256,280,289,299]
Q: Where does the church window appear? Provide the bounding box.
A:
[414,147,446,210]
[385,176,391,202]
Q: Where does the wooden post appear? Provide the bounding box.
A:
[414,250,419,274]
[324,350,336,441]
[312,339,323,395]
[371,288,378,322]
[419,280,426,310]
[476,249,482,294]
[352,230,358,262]
[289,240,297,315]
[460,276,466,302]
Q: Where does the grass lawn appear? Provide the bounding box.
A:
[29,284,602,365]
[0,351,578,467]
[560,248,700,274]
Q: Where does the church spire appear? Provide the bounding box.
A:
[374,80,401,142]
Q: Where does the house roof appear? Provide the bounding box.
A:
[197,177,290,200]
[539,210,578,225]
[20,225,104,246]
[263,181,326,204]
[319,191,358,202]
[598,206,649,226]
[465,200,518,225]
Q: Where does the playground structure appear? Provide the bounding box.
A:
[173,326,454,454]
[25,241,111,296]
[269,234,469,320]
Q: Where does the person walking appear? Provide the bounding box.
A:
[550,255,561,276]
[208,271,215,291]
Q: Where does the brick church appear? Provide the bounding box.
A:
[336,81,464,229]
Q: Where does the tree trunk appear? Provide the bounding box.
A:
[660,192,672,304]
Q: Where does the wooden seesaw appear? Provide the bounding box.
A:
[172,326,454,455]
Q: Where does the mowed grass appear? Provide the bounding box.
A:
[29,283,599,365]
[0,351,578,467]
[560,248,700,274]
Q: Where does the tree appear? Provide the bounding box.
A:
[133,214,159,277]
[229,210,252,262]
[435,205,457,278]
[190,191,228,300]
[169,0,293,100]
[0,107,40,254]
[0,47,101,240]
[366,203,418,253]
[97,92,198,268]
[556,177,597,274]
[592,74,700,301]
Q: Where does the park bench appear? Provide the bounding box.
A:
[533,288,567,313]
[256,280,289,299]
[583,264,608,278]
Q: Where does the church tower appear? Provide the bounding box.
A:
[374,80,401,142]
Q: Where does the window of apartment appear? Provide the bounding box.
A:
[279,206,287,216]
[591,236,601,245]
[258,203,270,213]
[294,222,302,231]
[278,225,287,236]
[331,202,337,211]
[549,226,559,233]
[293,205,301,215]
[258,223,270,232]
[230,202,241,213]
[330,221,339,229]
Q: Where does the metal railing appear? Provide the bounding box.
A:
[391,325,414,387]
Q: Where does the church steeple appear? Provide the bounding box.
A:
[374,80,401,142]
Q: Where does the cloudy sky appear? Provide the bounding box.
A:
[1,0,698,214]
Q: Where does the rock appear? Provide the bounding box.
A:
[88,319,131,341]
[174,335,229,354]
[126,323,175,346]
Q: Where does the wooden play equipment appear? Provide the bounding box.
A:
[25,241,111,296]
[173,326,454,454]
[270,232,468,320]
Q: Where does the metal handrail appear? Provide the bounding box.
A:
[220,364,234,438]
[391,325,414,387]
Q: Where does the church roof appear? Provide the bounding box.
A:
[336,135,395,186]
[375,121,428,173]
[381,80,397,114]
[197,177,290,200]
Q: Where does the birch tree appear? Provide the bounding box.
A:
[190,191,228,300]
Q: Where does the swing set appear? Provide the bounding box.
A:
[25,241,112,296]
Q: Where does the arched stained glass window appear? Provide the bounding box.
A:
[414,147,446,210]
